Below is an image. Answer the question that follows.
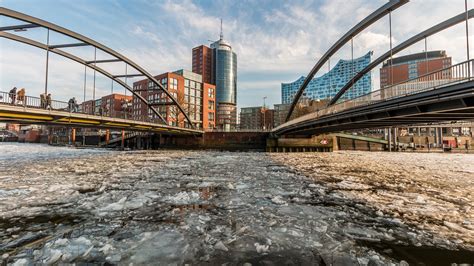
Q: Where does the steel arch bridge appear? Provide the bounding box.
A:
[276,0,474,136]
[0,7,200,135]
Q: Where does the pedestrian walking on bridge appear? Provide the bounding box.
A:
[45,93,52,110]
[40,93,46,108]
[9,87,17,104]
[17,88,26,106]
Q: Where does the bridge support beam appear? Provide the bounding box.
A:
[388,128,392,152]
[121,130,125,150]
[394,128,398,151]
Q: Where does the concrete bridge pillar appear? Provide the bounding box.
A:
[388,128,392,152]
[332,136,339,151]
[394,128,398,151]
[48,128,52,145]
[438,128,442,146]
[106,129,110,145]
[121,130,125,150]
[71,128,76,146]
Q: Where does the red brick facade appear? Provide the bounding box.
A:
[380,51,452,87]
[192,45,213,84]
[132,72,216,129]
[101,94,132,118]
[80,94,131,118]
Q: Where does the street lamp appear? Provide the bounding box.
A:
[262,96,267,130]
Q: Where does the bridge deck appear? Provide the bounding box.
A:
[274,80,474,136]
[0,104,203,135]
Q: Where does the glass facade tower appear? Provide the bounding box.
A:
[281,52,372,104]
[211,38,237,130]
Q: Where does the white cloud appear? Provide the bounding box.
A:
[355,31,393,50]
[2,0,474,110]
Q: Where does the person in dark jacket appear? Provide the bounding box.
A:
[9,87,17,104]
[45,94,52,110]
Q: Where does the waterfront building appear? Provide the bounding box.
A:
[101,94,133,118]
[192,21,237,130]
[5,123,20,133]
[273,104,290,128]
[380,50,452,88]
[132,70,216,129]
[239,106,274,130]
[81,93,132,118]
[281,52,372,104]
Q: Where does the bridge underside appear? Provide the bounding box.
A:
[275,81,474,136]
[0,105,202,135]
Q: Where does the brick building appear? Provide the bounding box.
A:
[132,70,216,129]
[102,94,132,118]
[5,123,20,133]
[380,50,452,88]
[80,93,132,118]
[240,106,274,130]
[192,45,214,84]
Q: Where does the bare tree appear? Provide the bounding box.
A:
[169,90,194,128]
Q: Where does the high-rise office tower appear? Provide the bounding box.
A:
[192,20,237,130]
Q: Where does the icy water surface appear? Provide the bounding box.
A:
[0,143,108,166]
[0,143,473,265]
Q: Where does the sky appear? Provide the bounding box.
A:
[1,0,473,111]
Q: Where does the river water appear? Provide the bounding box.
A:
[0,143,473,265]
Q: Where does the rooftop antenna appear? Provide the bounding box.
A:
[220,18,223,40]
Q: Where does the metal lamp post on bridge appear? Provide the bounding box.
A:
[262,96,267,130]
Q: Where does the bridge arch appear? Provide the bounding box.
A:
[285,0,409,122]
[328,9,474,106]
[0,7,194,128]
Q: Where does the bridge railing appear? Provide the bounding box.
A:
[277,59,474,130]
[0,90,191,127]
[320,59,473,118]
[0,91,69,110]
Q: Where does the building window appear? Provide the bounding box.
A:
[208,88,214,98]
[208,100,214,110]
[208,112,215,121]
